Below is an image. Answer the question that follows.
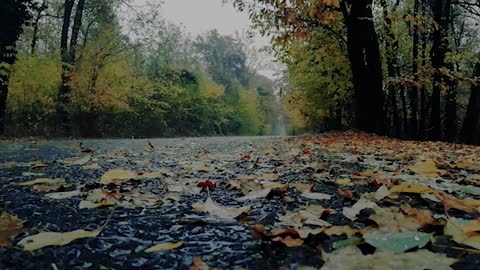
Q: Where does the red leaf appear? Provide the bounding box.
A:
[197,180,216,191]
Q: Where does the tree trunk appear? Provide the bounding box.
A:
[409,0,420,138]
[57,0,86,133]
[460,59,480,144]
[57,0,75,132]
[381,0,403,138]
[342,0,385,134]
[429,0,451,141]
[31,1,48,55]
[418,4,428,139]
[0,1,31,135]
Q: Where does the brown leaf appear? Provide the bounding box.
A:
[0,212,24,247]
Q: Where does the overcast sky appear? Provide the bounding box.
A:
[131,0,276,78]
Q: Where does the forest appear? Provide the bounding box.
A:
[0,0,284,138]
[2,1,480,269]
[1,0,480,144]
[229,0,480,144]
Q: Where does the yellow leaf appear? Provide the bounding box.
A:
[13,178,65,186]
[62,155,91,165]
[145,242,183,253]
[444,218,480,250]
[389,183,435,194]
[17,229,101,251]
[31,163,48,169]
[408,160,447,176]
[82,163,100,170]
[262,173,279,181]
[100,169,138,184]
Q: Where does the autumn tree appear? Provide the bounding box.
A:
[0,0,33,135]
[229,0,385,134]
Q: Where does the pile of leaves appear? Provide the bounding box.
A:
[0,132,479,269]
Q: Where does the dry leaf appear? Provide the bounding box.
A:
[389,183,435,194]
[273,235,304,247]
[301,190,332,200]
[322,246,456,270]
[192,196,250,220]
[189,256,209,270]
[408,160,447,177]
[13,178,65,186]
[444,218,480,250]
[31,163,48,169]
[18,229,101,251]
[145,241,183,253]
[62,155,91,166]
[0,212,24,247]
[45,190,81,200]
[100,169,137,184]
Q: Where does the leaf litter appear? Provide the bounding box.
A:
[0,132,479,269]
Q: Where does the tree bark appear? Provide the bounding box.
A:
[0,1,31,135]
[429,0,452,141]
[418,3,428,139]
[31,1,48,55]
[57,0,86,133]
[341,0,385,134]
[460,58,480,144]
[409,0,420,138]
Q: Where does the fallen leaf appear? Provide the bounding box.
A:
[100,169,137,184]
[400,204,437,227]
[337,189,355,198]
[13,178,65,186]
[342,199,378,221]
[389,183,435,194]
[409,159,447,177]
[273,235,304,247]
[332,237,363,250]
[444,218,480,250]
[374,185,390,200]
[324,226,359,237]
[436,192,480,213]
[363,231,431,253]
[235,186,277,201]
[192,196,250,220]
[262,173,279,181]
[62,155,91,166]
[82,163,100,170]
[31,163,48,169]
[189,256,209,270]
[17,229,101,251]
[301,190,332,200]
[144,242,183,253]
[322,246,456,270]
[197,180,216,191]
[0,212,24,247]
[45,190,81,200]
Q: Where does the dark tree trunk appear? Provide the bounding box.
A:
[387,87,401,137]
[409,0,420,138]
[399,84,408,136]
[381,0,403,138]
[30,1,48,55]
[57,0,75,132]
[57,0,86,133]
[429,0,452,141]
[418,6,428,139]
[341,0,385,134]
[460,59,480,145]
[0,1,32,135]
